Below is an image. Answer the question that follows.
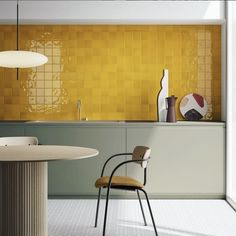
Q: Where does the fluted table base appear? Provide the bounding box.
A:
[1,162,48,236]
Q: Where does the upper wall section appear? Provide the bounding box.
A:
[0,1,225,24]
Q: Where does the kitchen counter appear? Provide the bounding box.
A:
[0,119,225,198]
[0,120,226,127]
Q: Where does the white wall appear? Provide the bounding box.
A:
[227,1,236,209]
[0,1,17,23]
[0,1,225,24]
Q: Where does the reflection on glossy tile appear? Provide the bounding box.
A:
[0,25,221,120]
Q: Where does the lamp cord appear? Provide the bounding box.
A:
[17,0,19,51]
[17,0,19,80]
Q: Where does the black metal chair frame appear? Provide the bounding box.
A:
[94,152,158,236]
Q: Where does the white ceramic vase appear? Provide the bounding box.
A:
[157,69,169,122]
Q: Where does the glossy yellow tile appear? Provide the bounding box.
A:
[0,25,221,121]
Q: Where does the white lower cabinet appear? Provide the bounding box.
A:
[127,126,225,198]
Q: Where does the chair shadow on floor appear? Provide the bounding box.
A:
[117,219,213,236]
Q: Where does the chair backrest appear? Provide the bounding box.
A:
[0,137,38,146]
[132,146,151,168]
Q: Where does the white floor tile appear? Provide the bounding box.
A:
[48,199,236,236]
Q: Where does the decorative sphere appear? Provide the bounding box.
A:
[180,93,208,120]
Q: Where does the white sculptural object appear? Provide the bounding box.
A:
[157,69,169,122]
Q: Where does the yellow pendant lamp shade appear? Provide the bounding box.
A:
[0,50,48,68]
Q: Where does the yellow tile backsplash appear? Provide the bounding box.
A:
[0,25,221,121]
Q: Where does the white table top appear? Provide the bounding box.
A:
[0,145,99,162]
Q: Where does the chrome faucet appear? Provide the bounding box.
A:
[77,100,81,120]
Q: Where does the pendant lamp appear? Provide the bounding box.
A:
[0,0,48,69]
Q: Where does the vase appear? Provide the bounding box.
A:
[166,95,178,122]
[157,69,168,122]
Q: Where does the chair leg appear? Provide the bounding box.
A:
[102,186,111,236]
[141,189,158,236]
[94,187,102,227]
[137,189,147,226]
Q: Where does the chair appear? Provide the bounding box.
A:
[94,146,158,236]
[0,136,38,146]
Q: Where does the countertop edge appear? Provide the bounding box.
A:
[0,121,226,127]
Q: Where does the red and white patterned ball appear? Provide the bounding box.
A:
[180,93,208,120]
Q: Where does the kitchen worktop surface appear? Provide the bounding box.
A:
[0,120,225,127]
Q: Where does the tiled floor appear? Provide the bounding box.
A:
[48,199,236,236]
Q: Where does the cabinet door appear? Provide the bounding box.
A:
[0,125,24,137]
[127,126,225,197]
[25,126,126,196]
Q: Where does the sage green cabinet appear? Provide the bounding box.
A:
[0,125,24,137]
[25,126,126,196]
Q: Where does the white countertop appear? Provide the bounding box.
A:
[0,120,226,127]
[25,120,225,126]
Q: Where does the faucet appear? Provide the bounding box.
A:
[77,100,81,120]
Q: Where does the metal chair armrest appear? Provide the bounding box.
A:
[100,153,133,177]
[107,157,150,188]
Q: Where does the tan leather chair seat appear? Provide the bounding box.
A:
[95,176,143,189]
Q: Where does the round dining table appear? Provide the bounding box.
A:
[0,145,99,236]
